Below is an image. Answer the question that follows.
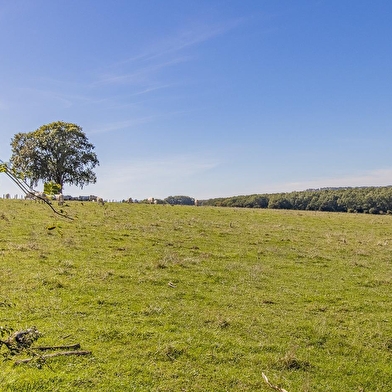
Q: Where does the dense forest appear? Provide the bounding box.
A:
[198,186,392,214]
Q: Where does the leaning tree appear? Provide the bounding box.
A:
[10,121,99,193]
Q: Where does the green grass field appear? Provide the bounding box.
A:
[1,199,392,391]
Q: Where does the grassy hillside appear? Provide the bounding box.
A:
[1,200,392,391]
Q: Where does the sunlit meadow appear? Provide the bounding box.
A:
[1,200,392,391]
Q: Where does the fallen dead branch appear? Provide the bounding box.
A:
[14,350,92,366]
[34,343,81,351]
[262,372,289,392]
[1,327,91,367]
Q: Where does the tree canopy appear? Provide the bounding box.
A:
[164,195,195,205]
[10,121,99,192]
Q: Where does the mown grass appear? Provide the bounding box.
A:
[1,200,392,391]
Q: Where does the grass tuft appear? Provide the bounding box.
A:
[275,349,312,371]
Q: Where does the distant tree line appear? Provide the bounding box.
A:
[198,187,392,214]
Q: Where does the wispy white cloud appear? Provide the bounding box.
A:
[15,83,146,113]
[89,116,158,134]
[128,84,171,97]
[94,57,190,86]
[17,86,103,109]
[94,18,243,87]
[4,17,242,120]
[89,108,195,134]
[118,19,243,66]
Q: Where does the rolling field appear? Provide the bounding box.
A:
[1,199,392,391]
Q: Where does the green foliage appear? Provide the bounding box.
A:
[10,121,99,190]
[202,186,392,214]
[2,200,392,390]
[43,181,62,196]
[164,195,195,205]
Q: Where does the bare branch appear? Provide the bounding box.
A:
[0,159,73,220]
[262,373,289,392]
[34,343,81,351]
[14,350,92,365]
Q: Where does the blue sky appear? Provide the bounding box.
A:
[1,1,392,200]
